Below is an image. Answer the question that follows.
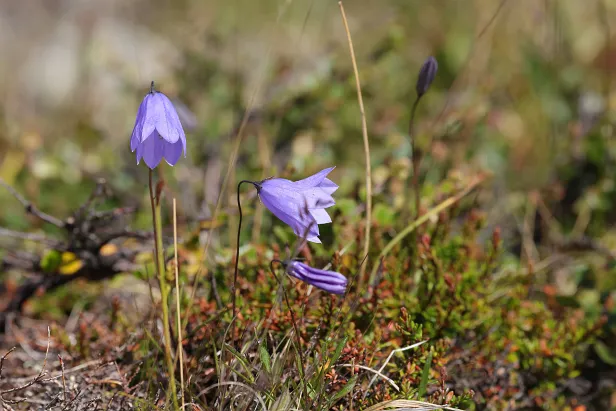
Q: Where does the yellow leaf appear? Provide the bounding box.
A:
[99,244,118,256]
[58,252,84,275]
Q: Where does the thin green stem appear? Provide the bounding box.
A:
[409,96,421,218]
[149,169,178,410]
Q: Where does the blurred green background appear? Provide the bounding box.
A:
[2,0,616,302]
[2,0,615,223]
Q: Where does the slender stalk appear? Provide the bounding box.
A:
[231,180,259,348]
[149,169,178,410]
[269,260,308,399]
[172,198,185,410]
[339,1,372,286]
[409,97,421,218]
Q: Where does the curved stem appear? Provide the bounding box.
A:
[231,180,259,348]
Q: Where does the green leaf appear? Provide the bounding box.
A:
[259,342,272,373]
[223,343,254,383]
[270,389,292,411]
[594,341,616,366]
[40,249,62,274]
[330,375,358,403]
[331,336,348,364]
[418,350,433,398]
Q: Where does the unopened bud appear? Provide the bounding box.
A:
[416,56,438,97]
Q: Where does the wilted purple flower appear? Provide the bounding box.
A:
[258,167,338,243]
[416,56,438,98]
[285,260,347,295]
[130,82,187,169]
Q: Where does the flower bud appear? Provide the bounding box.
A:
[416,56,438,98]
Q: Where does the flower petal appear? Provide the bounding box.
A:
[294,263,347,285]
[152,92,183,144]
[288,262,347,294]
[140,94,157,142]
[294,167,335,189]
[130,100,147,151]
[163,140,183,166]
[299,188,335,209]
[138,133,165,169]
[310,208,331,224]
[319,178,338,195]
[260,180,335,210]
[259,190,321,242]
[306,234,322,244]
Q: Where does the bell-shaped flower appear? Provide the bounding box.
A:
[258,167,338,243]
[285,260,347,295]
[130,82,187,169]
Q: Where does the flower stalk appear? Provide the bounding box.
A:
[149,169,178,410]
[231,180,259,347]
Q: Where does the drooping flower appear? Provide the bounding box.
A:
[416,56,438,98]
[257,167,338,243]
[130,82,187,169]
[285,260,347,295]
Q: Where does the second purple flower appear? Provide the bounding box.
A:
[258,167,338,243]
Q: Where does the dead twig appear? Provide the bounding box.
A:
[59,355,67,403]
[0,178,65,228]
[0,327,51,405]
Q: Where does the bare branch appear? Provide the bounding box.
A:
[0,347,16,382]
[0,327,52,405]
[0,178,65,228]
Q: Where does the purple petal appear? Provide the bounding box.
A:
[138,92,185,145]
[260,180,335,210]
[137,133,165,169]
[130,99,147,151]
[259,190,321,242]
[310,209,331,224]
[299,188,335,209]
[140,94,157,142]
[306,234,322,244]
[319,178,338,195]
[294,167,335,189]
[153,92,183,143]
[163,140,183,166]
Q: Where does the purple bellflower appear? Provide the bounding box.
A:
[257,167,338,243]
[285,260,347,295]
[130,82,187,169]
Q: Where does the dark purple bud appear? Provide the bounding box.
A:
[416,56,438,98]
[284,261,347,295]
